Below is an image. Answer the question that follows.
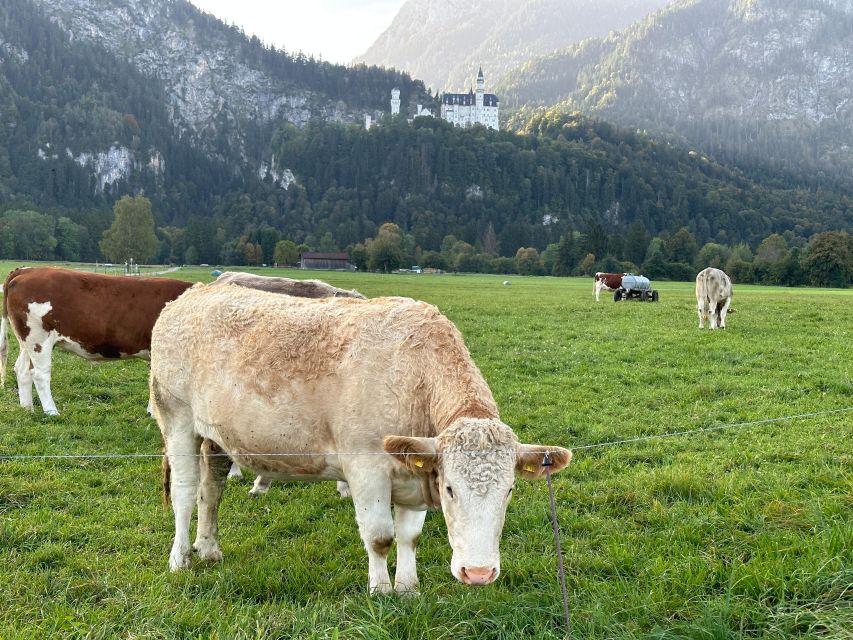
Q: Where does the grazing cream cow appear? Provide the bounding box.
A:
[210,271,363,497]
[151,284,571,593]
[0,267,192,415]
[212,271,365,300]
[696,267,733,329]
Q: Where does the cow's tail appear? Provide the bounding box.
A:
[0,267,29,388]
[161,452,171,511]
[0,285,8,388]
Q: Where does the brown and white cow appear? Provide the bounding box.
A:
[212,271,365,300]
[151,284,571,593]
[696,267,733,329]
[593,272,623,302]
[0,267,193,415]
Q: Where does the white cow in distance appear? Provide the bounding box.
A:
[696,267,734,329]
[151,284,571,593]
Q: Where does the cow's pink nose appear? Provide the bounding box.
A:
[460,566,497,585]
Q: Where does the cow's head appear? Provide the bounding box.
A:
[384,418,571,586]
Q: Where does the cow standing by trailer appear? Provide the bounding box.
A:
[0,267,193,415]
[593,272,623,302]
[151,285,571,593]
[696,267,733,329]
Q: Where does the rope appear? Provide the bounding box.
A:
[543,451,572,636]
[0,406,850,461]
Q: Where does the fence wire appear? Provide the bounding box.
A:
[1,406,851,461]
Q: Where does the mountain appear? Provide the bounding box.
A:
[354,0,669,93]
[0,0,425,213]
[499,0,853,178]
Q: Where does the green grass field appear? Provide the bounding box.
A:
[0,263,851,639]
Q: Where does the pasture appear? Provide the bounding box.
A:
[0,263,850,639]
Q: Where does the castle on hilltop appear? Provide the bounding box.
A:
[439,67,499,130]
[383,67,499,131]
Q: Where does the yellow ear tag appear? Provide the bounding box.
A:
[414,459,424,468]
[524,464,536,473]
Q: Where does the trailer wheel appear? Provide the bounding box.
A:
[613,289,622,302]
[651,290,659,302]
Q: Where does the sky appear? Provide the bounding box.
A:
[189,0,406,65]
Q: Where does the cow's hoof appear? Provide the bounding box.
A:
[248,486,269,497]
[337,481,352,498]
[369,581,393,595]
[169,551,192,571]
[44,409,60,417]
[194,544,223,563]
[394,581,420,597]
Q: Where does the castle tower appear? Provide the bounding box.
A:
[390,88,401,116]
[475,67,484,123]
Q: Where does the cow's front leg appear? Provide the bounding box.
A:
[248,475,272,496]
[194,439,231,562]
[697,301,706,329]
[393,505,427,594]
[227,462,243,479]
[348,474,394,594]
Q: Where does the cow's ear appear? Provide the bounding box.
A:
[516,444,572,480]
[384,436,438,474]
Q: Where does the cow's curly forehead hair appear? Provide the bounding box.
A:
[436,419,517,495]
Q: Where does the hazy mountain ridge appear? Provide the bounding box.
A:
[499,0,853,175]
[355,0,669,92]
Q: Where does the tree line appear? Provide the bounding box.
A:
[3,197,850,288]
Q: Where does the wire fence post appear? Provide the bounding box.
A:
[543,451,572,637]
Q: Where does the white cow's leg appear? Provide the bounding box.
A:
[336,481,351,498]
[14,350,34,410]
[29,343,59,416]
[348,473,394,594]
[166,429,201,571]
[227,462,243,479]
[697,299,706,329]
[194,439,231,562]
[393,505,427,594]
[709,301,719,330]
[248,475,272,496]
[719,299,731,329]
[594,281,601,302]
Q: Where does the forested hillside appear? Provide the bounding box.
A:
[498,0,853,181]
[0,0,425,213]
[1,0,851,286]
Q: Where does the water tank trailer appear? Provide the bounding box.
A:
[613,274,659,302]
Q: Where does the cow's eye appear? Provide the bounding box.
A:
[445,485,454,499]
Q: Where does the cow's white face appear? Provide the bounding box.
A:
[384,418,572,586]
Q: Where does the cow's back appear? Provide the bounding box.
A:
[696,267,731,303]
[5,268,192,358]
[213,271,365,299]
[151,284,486,466]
